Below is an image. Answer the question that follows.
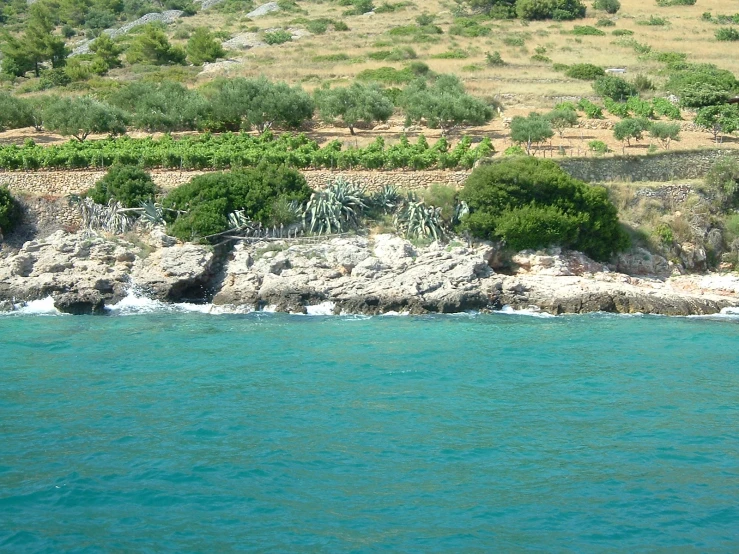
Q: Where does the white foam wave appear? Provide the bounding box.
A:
[497,305,556,318]
[14,296,62,316]
[305,302,336,316]
[106,290,253,316]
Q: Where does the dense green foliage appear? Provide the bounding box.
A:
[125,24,186,65]
[0,132,495,172]
[613,117,649,145]
[201,77,315,132]
[186,28,226,65]
[665,63,738,108]
[705,156,739,208]
[565,63,605,80]
[87,164,159,208]
[314,83,394,135]
[0,186,21,235]
[108,81,206,132]
[460,157,629,260]
[592,0,620,13]
[162,164,312,240]
[694,105,739,142]
[400,75,494,135]
[592,75,638,100]
[509,113,553,154]
[0,92,33,131]
[0,4,66,78]
[42,96,128,141]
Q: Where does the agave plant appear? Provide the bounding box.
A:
[452,200,470,226]
[303,179,368,235]
[394,200,446,241]
[139,200,165,226]
[370,185,402,214]
[77,197,136,234]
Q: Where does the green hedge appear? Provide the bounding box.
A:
[0,186,21,235]
[0,133,494,172]
[460,157,629,260]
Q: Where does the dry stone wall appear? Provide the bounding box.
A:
[558,149,739,182]
[0,170,472,197]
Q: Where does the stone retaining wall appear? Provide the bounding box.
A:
[558,149,739,182]
[2,149,737,199]
[0,169,472,197]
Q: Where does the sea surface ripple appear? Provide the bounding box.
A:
[1,312,738,552]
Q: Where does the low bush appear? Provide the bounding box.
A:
[87,164,159,208]
[588,140,609,154]
[0,186,20,235]
[485,51,506,66]
[565,63,605,80]
[637,15,667,26]
[715,27,739,41]
[577,98,605,119]
[162,163,312,240]
[651,98,682,120]
[596,18,615,26]
[631,74,655,92]
[460,157,629,260]
[263,29,293,45]
[572,25,606,36]
[593,75,638,100]
[593,0,620,13]
[611,29,633,36]
[705,156,739,207]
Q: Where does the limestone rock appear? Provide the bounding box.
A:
[615,247,670,277]
[247,2,279,17]
[132,243,215,301]
[54,290,105,315]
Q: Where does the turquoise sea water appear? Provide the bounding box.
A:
[1,309,738,552]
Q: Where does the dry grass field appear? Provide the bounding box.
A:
[2,0,738,155]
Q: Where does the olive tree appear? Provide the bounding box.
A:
[648,121,680,149]
[545,108,578,137]
[613,117,649,146]
[109,81,207,132]
[43,96,128,141]
[509,112,554,154]
[204,77,314,132]
[695,105,739,143]
[400,74,493,136]
[315,83,394,135]
[0,93,33,131]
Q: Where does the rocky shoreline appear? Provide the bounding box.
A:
[1,230,738,317]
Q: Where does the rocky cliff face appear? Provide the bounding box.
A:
[1,230,738,316]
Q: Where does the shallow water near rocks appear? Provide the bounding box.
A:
[1,312,738,551]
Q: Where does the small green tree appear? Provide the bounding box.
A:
[565,63,605,80]
[613,117,649,146]
[87,165,159,208]
[89,34,123,73]
[203,77,314,133]
[109,81,207,132]
[694,105,739,143]
[186,28,226,66]
[545,108,578,137]
[648,121,680,149]
[509,113,554,154]
[0,93,33,131]
[126,24,186,65]
[0,3,67,77]
[315,82,394,135]
[43,96,128,141]
[593,75,638,100]
[401,74,493,136]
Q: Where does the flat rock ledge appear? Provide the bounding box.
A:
[1,231,738,316]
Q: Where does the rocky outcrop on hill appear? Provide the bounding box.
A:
[1,231,738,316]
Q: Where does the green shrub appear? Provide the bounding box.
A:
[652,97,682,120]
[263,29,293,45]
[637,15,667,26]
[485,51,506,66]
[460,157,629,260]
[705,156,739,207]
[588,140,609,154]
[593,0,620,13]
[87,164,159,208]
[604,98,631,118]
[565,63,605,80]
[577,98,605,119]
[449,18,492,37]
[356,66,416,84]
[648,121,680,148]
[656,0,695,5]
[715,27,739,41]
[0,186,20,235]
[572,25,606,36]
[420,183,458,224]
[516,0,587,20]
[530,54,552,63]
[596,18,615,26]
[431,49,469,59]
[593,75,638,100]
[163,164,311,240]
[631,74,654,92]
[611,29,633,36]
[626,96,655,118]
